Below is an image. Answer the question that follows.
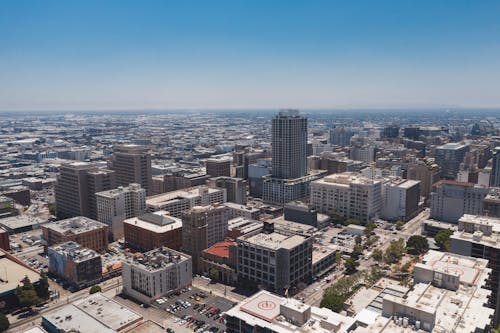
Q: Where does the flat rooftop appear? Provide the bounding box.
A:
[73,293,142,331]
[241,232,307,250]
[43,216,107,235]
[146,186,223,206]
[42,304,115,333]
[50,241,100,262]
[223,202,260,212]
[124,247,190,272]
[124,211,182,233]
[0,252,40,295]
[317,172,380,186]
[96,183,143,198]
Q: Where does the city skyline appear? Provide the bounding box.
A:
[1,1,500,111]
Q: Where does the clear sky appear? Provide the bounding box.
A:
[1,0,500,111]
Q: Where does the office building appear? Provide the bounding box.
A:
[272,109,307,179]
[382,125,400,138]
[152,171,209,194]
[406,160,441,199]
[146,186,226,218]
[450,214,500,325]
[208,176,247,204]
[0,228,9,250]
[48,241,102,289]
[283,201,320,227]
[310,172,382,224]
[356,250,493,332]
[330,126,354,147]
[262,170,327,205]
[122,247,192,304]
[226,290,356,333]
[123,211,182,251]
[205,158,231,177]
[182,205,230,273]
[237,231,312,293]
[0,195,15,218]
[223,202,261,220]
[111,144,152,195]
[96,183,146,240]
[248,159,271,198]
[227,217,264,239]
[435,143,469,180]
[55,162,116,220]
[430,180,489,223]
[491,147,500,187]
[381,178,420,222]
[42,216,109,253]
[484,187,500,218]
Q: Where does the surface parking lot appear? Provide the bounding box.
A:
[155,287,235,333]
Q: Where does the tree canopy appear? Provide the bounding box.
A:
[345,257,359,274]
[89,285,102,294]
[15,276,41,309]
[0,313,9,332]
[384,238,406,264]
[435,229,453,251]
[406,235,429,255]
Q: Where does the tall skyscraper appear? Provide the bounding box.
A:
[271,109,307,179]
[435,143,469,180]
[55,162,116,220]
[111,144,152,195]
[491,147,500,187]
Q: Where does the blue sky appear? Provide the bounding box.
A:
[1,0,500,111]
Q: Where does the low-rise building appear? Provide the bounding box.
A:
[226,290,356,333]
[237,231,312,293]
[146,186,226,218]
[48,241,102,289]
[227,217,264,239]
[42,216,109,253]
[122,247,192,304]
[208,176,247,204]
[200,239,237,285]
[123,211,182,251]
[223,202,261,220]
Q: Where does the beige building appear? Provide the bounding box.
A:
[181,205,230,273]
[110,144,152,195]
[146,186,226,218]
[96,183,146,240]
[121,247,192,304]
[310,172,382,223]
[205,158,231,177]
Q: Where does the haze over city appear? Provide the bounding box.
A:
[1,2,500,333]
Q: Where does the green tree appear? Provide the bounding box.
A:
[364,222,377,235]
[320,294,345,313]
[435,230,453,251]
[0,313,9,332]
[406,235,429,255]
[345,257,359,274]
[328,210,345,225]
[209,267,219,281]
[48,202,56,216]
[344,219,360,226]
[354,235,362,245]
[352,244,364,258]
[89,285,102,294]
[335,252,342,264]
[35,272,50,300]
[15,277,41,309]
[384,238,406,264]
[395,221,405,230]
[372,249,383,262]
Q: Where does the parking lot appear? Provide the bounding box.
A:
[155,287,235,333]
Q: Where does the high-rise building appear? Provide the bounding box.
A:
[110,144,152,195]
[310,172,382,224]
[208,176,247,204]
[382,124,400,138]
[381,178,420,222]
[55,162,116,219]
[205,158,231,177]
[85,169,116,220]
[430,180,489,223]
[236,231,312,293]
[450,214,500,325]
[330,126,354,147]
[435,143,469,180]
[406,160,441,199]
[248,159,271,198]
[271,110,307,179]
[152,171,209,194]
[96,183,146,240]
[181,205,230,273]
[491,147,500,187]
[123,211,183,251]
[122,247,192,304]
